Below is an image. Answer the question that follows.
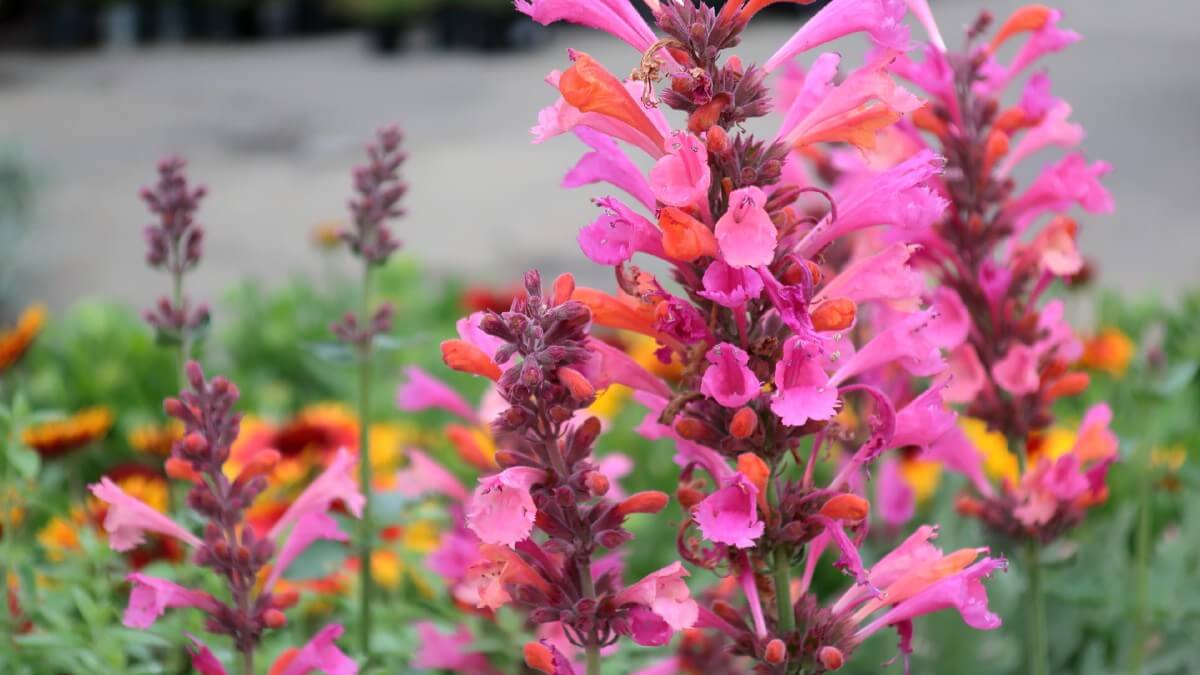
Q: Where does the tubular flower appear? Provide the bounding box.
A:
[558,52,667,156]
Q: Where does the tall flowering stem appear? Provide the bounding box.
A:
[886,6,1116,674]
[444,0,1015,671]
[329,125,406,661]
[140,158,209,385]
[89,361,361,674]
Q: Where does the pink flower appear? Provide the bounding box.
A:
[123,573,218,629]
[904,0,945,51]
[516,0,657,53]
[892,376,957,449]
[699,259,764,308]
[564,128,656,210]
[597,453,634,500]
[777,52,922,154]
[830,309,945,385]
[275,624,358,675]
[577,196,667,266]
[396,365,477,422]
[924,426,994,497]
[926,287,970,349]
[413,622,496,674]
[700,343,761,408]
[649,132,712,208]
[429,524,484,590]
[395,449,469,501]
[944,344,986,404]
[692,473,765,548]
[268,448,364,540]
[462,544,554,610]
[771,336,839,426]
[997,101,1084,177]
[992,343,1040,395]
[467,467,548,547]
[796,151,945,257]
[186,636,226,675]
[714,186,777,268]
[265,512,349,591]
[534,62,670,158]
[582,337,672,398]
[876,458,915,527]
[1004,153,1113,229]
[615,561,698,639]
[982,8,1080,93]
[1018,72,1058,120]
[764,0,909,72]
[854,558,1005,640]
[777,52,842,136]
[89,477,202,552]
[815,243,924,305]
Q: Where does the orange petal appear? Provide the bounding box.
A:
[559,51,665,151]
[982,129,1010,174]
[441,339,501,381]
[794,104,901,152]
[990,4,1054,52]
[659,207,718,261]
[571,287,658,336]
[447,424,497,471]
[736,452,770,512]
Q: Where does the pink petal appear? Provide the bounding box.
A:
[764,0,909,72]
[90,477,202,552]
[997,101,1084,177]
[615,561,698,632]
[992,344,1040,395]
[692,473,765,549]
[395,449,469,501]
[699,259,764,308]
[396,366,477,422]
[771,336,839,426]
[944,344,986,404]
[186,635,228,675]
[577,196,666,266]
[564,128,656,210]
[268,448,365,540]
[893,375,957,449]
[582,337,671,398]
[649,132,711,208]
[700,343,761,408]
[816,243,924,305]
[515,0,657,53]
[876,457,916,527]
[277,624,357,675]
[856,558,1006,639]
[466,467,547,547]
[124,574,217,629]
[714,186,777,268]
[413,622,495,673]
[265,512,349,591]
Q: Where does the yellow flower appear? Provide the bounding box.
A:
[1080,327,1135,377]
[1152,445,1187,473]
[588,384,630,420]
[625,332,683,380]
[1031,427,1077,463]
[128,420,184,456]
[311,220,345,250]
[22,406,113,458]
[899,458,943,502]
[371,550,403,591]
[402,520,440,554]
[37,508,86,562]
[0,303,46,372]
[961,417,1019,485]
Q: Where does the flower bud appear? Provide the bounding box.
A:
[263,608,287,629]
[674,416,715,443]
[556,366,595,400]
[955,494,984,517]
[818,646,845,670]
[676,485,705,510]
[810,298,857,332]
[585,471,610,497]
[659,207,719,262]
[237,449,281,483]
[819,494,870,522]
[706,125,729,154]
[441,339,502,381]
[764,638,787,665]
[983,129,1010,174]
[911,105,949,137]
[165,457,201,482]
[729,407,758,439]
[552,273,576,305]
[616,491,669,517]
[687,93,731,134]
[272,589,300,609]
[598,529,629,549]
[182,432,208,457]
[1043,372,1090,400]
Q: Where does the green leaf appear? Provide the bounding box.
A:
[306,340,356,364]
[7,442,39,479]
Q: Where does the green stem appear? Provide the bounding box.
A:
[580,567,600,675]
[172,247,188,387]
[356,262,375,663]
[1025,539,1049,675]
[240,650,253,675]
[767,476,794,633]
[1129,443,1152,675]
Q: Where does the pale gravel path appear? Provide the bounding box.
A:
[3,0,1198,311]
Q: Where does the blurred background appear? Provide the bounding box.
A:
[1,0,1198,319]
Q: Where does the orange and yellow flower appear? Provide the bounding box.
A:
[0,304,47,373]
[128,419,184,456]
[22,406,114,458]
[1080,327,1135,377]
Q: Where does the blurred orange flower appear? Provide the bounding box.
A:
[0,304,47,373]
[23,406,113,458]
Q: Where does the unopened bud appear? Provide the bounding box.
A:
[764,638,787,665]
[557,366,595,400]
[1044,372,1090,400]
[236,546,251,564]
[687,93,730,134]
[237,449,281,482]
[810,298,857,332]
[819,494,870,522]
[616,491,669,517]
[955,494,984,517]
[182,432,208,456]
[706,125,728,154]
[165,457,200,482]
[552,273,576,305]
[730,407,758,439]
[676,486,705,510]
[818,646,845,670]
[598,529,628,548]
[674,416,713,443]
[263,608,287,629]
[163,397,185,418]
[272,589,300,609]
[524,641,555,674]
[585,471,610,497]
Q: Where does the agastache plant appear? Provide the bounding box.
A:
[328,124,406,661]
[88,362,361,675]
[140,157,210,383]
[441,270,683,673]
[432,0,1011,672]
[864,5,1116,674]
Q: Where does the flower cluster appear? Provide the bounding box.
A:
[864,4,1118,542]
[139,157,210,340]
[88,362,361,674]
[429,0,1013,671]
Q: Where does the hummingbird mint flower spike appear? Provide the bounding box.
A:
[327,124,407,663]
[89,361,361,675]
[139,156,210,383]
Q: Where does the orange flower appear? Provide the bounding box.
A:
[441,339,502,381]
[1080,327,1134,378]
[0,304,46,373]
[128,420,184,456]
[310,220,344,250]
[559,51,665,153]
[990,4,1055,52]
[570,287,669,346]
[23,406,113,458]
[658,207,718,261]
